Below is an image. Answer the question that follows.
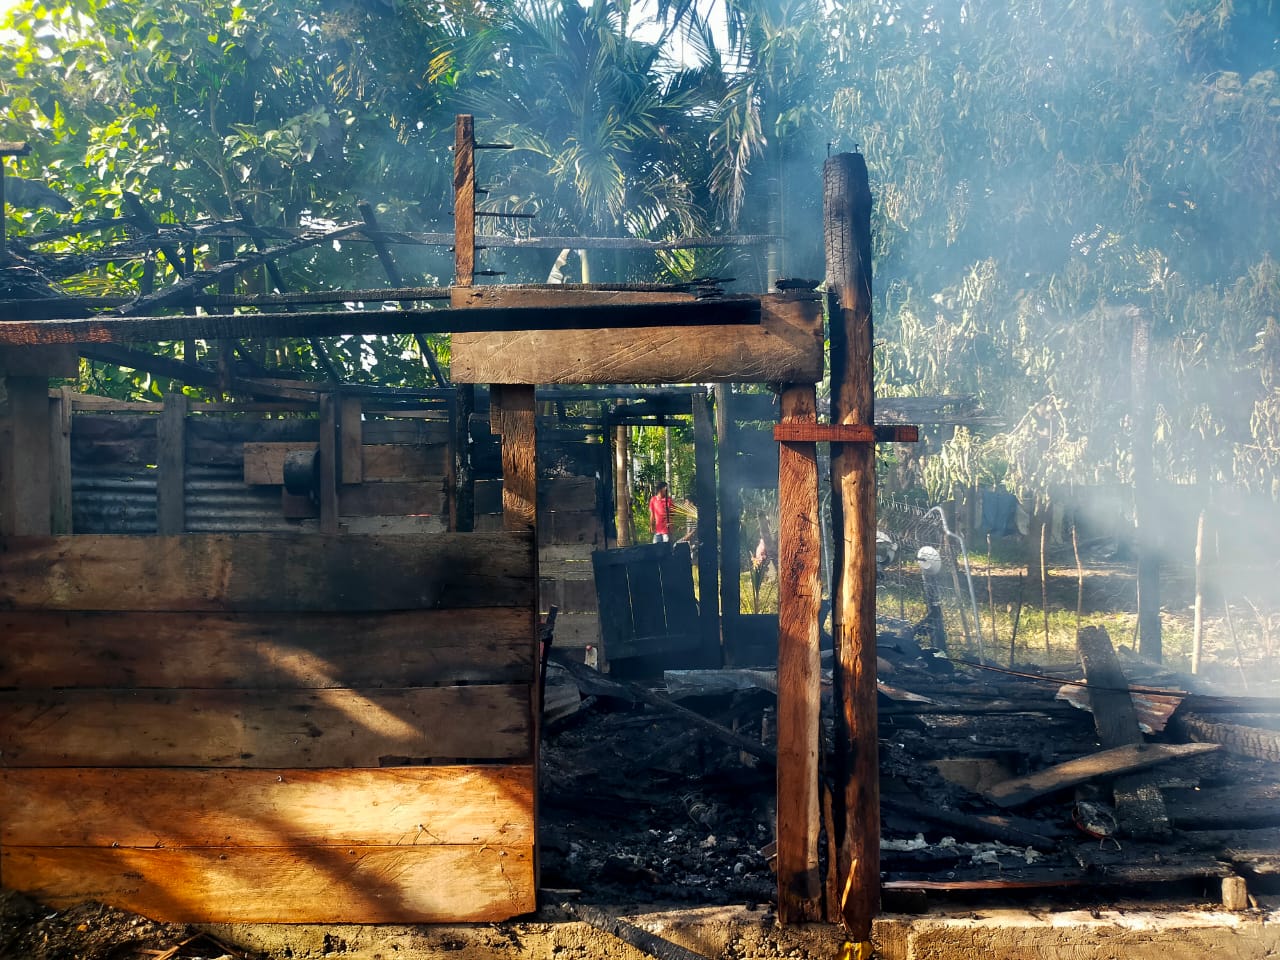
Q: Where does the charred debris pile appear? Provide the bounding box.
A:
[541,622,1280,911]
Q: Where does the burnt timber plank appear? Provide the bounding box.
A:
[2,844,535,923]
[280,480,446,520]
[1077,624,1171,838]
[0,608,534,688]
[244,442,449,485]
[0,300,761,346]
[451,294,820,385]
[0,532,534,611]
[984,742,1221,808]
[0,766,533,847]
[0,685,532,766]
[775,383,823,923]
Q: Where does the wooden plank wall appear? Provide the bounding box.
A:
[478,476,602,653]
[0,396,539,925]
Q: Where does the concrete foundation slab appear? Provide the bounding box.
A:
[201,900,1280,960]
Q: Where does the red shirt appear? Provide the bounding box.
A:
[649,493,673,536]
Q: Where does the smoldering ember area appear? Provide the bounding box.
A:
[2,2,1280,959]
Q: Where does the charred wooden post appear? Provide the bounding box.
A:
[454,115,476,288]
[824,152,879,938]
[49,385,73,534]
[317,392,340,534]
[775,383,823,922]
[692,390,722,665]
[1131,309,1161,661]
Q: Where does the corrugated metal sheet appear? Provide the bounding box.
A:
[185,464,293,532]
[72,463,293,534]
[72,463,158,534]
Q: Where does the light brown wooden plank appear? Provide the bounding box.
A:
[340,396,363,483]
[451,293,822,384]
[0,532,534,611]
[0,608,534,688]
[2,844,534,923]
[245,442,448,484]
[0,766,533,847]
[0,686,532,767]
[775,384,823,923]
[491,386,536,533]
[985,742,1221,808]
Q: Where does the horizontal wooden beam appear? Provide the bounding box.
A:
[3,844,534,923]
[0,298,761,345]
[452,293,822,385]
[0,685,532,766]
[0,766,533,846]
[772,423,920,443]
[0,532,534,611]
[0,607,534,688]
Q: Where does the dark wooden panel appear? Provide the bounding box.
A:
[659,542,700,640]
[0,686,532,766]
[281,480,446,520]
[0,608,534,688]
[2,844,535,923]
[245,443,449,485]
[0,766,534,847]
[0,532,534,611]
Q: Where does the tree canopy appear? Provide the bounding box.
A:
[2,0,1277,500]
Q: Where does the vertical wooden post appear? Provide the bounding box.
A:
[454,386,475,532]
[318,393,340,534]
[1192,508,1207,674]
[454,115,476,288]
[490,382,539,887]
[776,383,823,922]
[692,390,722,666]
[49,385,73,534]
[156,392,187,535]
[824,152,880,938]
[339,395,363,485]
[716,384,742,638]
[452,115,477,532]
[1,376,52,536]
[1131,309,1161,661]
[613,411,632,546]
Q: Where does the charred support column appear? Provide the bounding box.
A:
[775,383,823,922]
[1131,310,1161,662]
[825,152,879,940]
[452,115,477,532]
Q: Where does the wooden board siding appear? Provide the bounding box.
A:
[452,294,823,385]
[0,608,533,689]
[0,532,534,611]
[243,442,449,485]
[0,686,532,767]
[2,845,535,923]
[0,766,533,847]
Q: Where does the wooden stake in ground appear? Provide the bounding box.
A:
[1192,508,1207,675]
[1072,523,1084,637]
[1040,518,1049,653]
[824,152,879,939]
[987,534,998,651]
